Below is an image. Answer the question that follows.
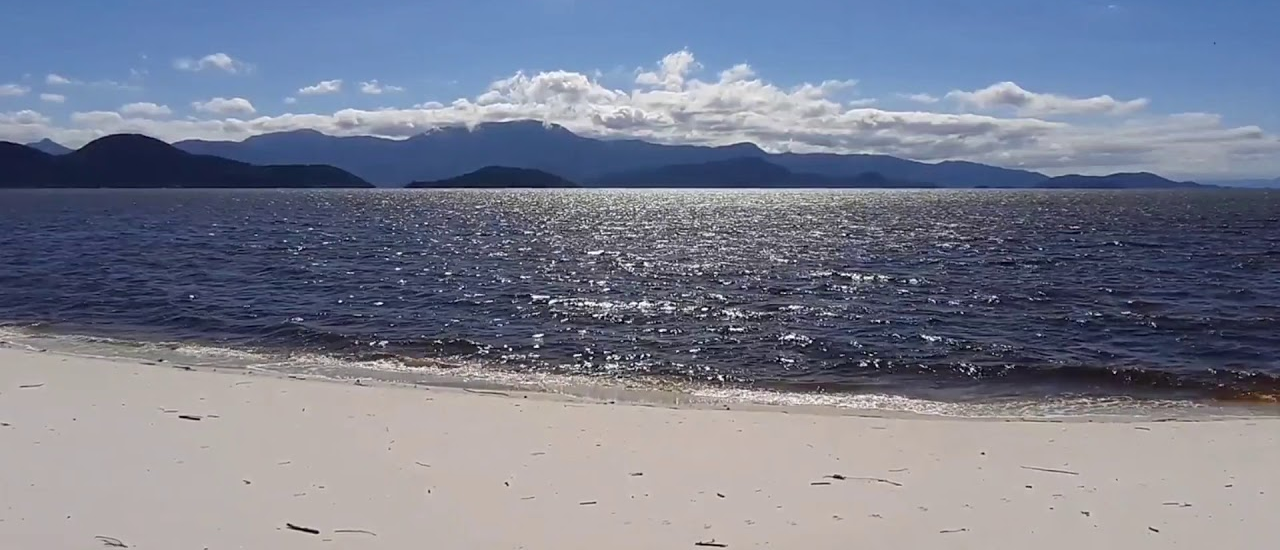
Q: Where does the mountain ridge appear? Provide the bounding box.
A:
[173,120,1049,187]
[0,134,372,189]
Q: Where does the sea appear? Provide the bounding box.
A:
[2,188,1278,417]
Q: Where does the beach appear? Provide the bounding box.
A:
[2,346,1277,549]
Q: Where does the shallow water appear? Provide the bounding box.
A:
[1,188,1278,410]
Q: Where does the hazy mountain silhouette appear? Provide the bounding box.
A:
[407,166,578,188]
[1204,177,1280,189]
[174,120,1049,187]
[591,157,931,188]
[24,138,73,155]
[0,134,372,188]
[1037,172,1205,189]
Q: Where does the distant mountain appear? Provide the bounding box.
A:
[1037,172,1205,189]
[174,120,1049,187]
[407,166,578,188]
[0,134,372,189]
[591,156,932,188]
[24,138,72,155]
[1204,177,1280,189]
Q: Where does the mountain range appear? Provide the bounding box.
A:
[13,121,1275,189]
[171,120,1051,187]
[2,135,372,189]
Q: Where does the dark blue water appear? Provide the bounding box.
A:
[2,189,1278,404]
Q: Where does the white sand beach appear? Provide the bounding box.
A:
[2,346,1277,549]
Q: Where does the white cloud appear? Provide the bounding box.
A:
[635,50,700,91]
[360,80,405,95]
[298,79,343,95]
[946,81,1149,116]
[46,73,74,86]
[39,73,141,91]
[284,96,298,105]
[40,93,66,104]
[5,50,1279,178]
[898,93,940,104]
[1,110,49,125]
[174,52,250,74]
[0,84,30,97]
[119,102,173,118]
[190,97,256,116]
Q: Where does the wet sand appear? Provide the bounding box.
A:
[1,347,1276,549]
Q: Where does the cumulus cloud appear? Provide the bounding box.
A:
[190,97,256,116]
[46,74,74,86]
[0,84,30,97]
[40,93,66,103]
[946,81,1149,116]
[360,80,405,95]
[283,96,298,105]
[119,102,173,118]
[5,50,1278,178]
[174,52,250,74]
[299,79,343,95]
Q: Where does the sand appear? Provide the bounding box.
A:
[1,347,1277,549]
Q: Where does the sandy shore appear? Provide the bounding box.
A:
[1,347,1277,549]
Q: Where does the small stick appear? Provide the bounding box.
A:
[286,523,320,535]
[1021,466,1079,476]
[415,461,431,467]
[334,529,377,536]
[177,415,202,421]
[939,528,969,534]
[1148,527,1160,533]
[18,383,44,389]
[95,536,128,548]
[810,481,832,486]
[695,540,728,547]
[579,500,598,506]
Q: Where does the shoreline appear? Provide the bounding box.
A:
[2,326,1276,420]
[2,346,1278,548]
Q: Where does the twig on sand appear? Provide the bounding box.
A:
[579,501,598,506]
[286,523,320,535]
[1162,502,1192,508]
[1148,526,1161,533]
[334,529,378,536]
[18,383,44,389]
[695,540,728,547]
[95,535,129,547]
[177,415,202,421]
[888,468,909,473]
[463,388,511,397]
[810,481,832,486]
[939,528,969,534]
[825,474,903,487]
[1021,466,1079,476]
[1134,426,1151,431]
[415,461,431,467]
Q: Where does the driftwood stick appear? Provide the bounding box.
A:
[286,523,320,535]
[95,536,129,548]
[1020,465,1080,476]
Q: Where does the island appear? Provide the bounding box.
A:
[1037,172,1204,189]
[406,166,579,188]
[590,156,932,188]
[0,134,373,189]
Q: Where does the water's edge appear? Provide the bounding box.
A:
[3,325,1273,420]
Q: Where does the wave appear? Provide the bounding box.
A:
[2,323,1276,418]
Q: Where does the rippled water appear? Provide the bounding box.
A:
[1,189,1278,406]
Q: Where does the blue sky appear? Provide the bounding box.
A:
[2,0,1278,177]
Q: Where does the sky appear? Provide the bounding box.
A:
[2,0,1278,178]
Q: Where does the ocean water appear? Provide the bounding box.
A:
[1,188,1278,414]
